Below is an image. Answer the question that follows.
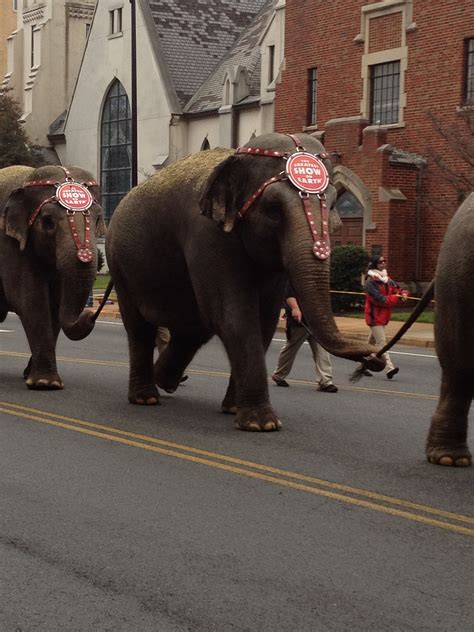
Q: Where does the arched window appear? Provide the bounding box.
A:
[335,189,364,217]
[100,80,131,221]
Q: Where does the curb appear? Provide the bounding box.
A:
[96,309,434,349]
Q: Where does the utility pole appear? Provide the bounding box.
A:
[130,0,138,187]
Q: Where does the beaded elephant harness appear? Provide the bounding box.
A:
[235,133,332,260]
[23,166,98,263]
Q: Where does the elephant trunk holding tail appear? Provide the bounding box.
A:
[106,132,384,431]
[0,165,106,389]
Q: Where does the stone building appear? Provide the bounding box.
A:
[58,0,283,222]
[275,0,474,285]
[0,1,17,82]
[1,0,96,150]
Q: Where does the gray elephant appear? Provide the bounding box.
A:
[374,193,473,466]
[0,165,106,389]
[106,132,384,431]
[429,192,473,466]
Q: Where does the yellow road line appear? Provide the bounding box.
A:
[1,402,472,536]
[0,351,438,399]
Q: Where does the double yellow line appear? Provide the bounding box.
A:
[1,401,472,537]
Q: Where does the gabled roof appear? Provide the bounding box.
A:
[185,0,277,115]
[145,0,270,110]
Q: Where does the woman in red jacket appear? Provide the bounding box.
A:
[363,255,407,379]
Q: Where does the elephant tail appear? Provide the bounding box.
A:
[350,279,435,383]
[90,279,115,323]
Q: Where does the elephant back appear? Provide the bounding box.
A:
[143,148,233,198]
[0,166,34,230]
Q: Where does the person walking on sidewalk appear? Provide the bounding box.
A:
[362,254,407,379]
[272,283,338,393]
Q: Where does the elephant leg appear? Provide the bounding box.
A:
[219,323,281,432]
[123,310,160,406]
[21,313,63,390]
[222,283,283,417]
[154,331,210,393]
[221,375,237,414]
[427,371,472,467]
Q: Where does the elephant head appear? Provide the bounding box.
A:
[2,165,106,340]
[200,132,382,368]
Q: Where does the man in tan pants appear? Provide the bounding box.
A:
[272,289,338,393]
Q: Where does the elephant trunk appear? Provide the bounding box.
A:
[283,212,384,370]
[61,308,96,341]
[58,259,97,341]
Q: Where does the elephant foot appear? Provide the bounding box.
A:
[234,405,282,432]
[25,373,64,390]
[364,354,386,373]
[128,386,160,405]
[221,393,237,414]
[221,404,237,415]
[426,444,472,467]
[156,380,179,395]
[154,365,182,395]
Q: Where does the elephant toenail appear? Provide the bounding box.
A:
[439,456,454,466]
[247,422,261,431]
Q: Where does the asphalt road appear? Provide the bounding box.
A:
[1,314,472,631]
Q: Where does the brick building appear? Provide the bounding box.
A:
[275,0,474,287]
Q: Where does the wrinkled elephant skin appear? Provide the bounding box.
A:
[0,165,106,388]
[429,192,473,466]
[106,132,383,431]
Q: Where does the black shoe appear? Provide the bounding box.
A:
[180,375,189,383]
[318,383,338,393]
[361,369,373,377]
[386,367,399,380]
[272,375,289,387]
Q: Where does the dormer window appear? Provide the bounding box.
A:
[224,79,231,106]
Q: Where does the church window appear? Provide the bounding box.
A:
[100,80,132,221]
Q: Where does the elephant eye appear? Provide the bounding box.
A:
[41,214,55,231]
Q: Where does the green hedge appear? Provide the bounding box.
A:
[330,245,369,313]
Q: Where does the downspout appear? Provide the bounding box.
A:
[414,158,426,296]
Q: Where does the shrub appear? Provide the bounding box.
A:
[0,90,40,167]
[330,245,369,313]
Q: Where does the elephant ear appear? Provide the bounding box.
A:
[4,188,29,250]
[199,155,247,233]
[95,211,107,237]
[328,206,343,234]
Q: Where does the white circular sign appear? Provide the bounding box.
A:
[286,152,329,194]
[56,181,93,211]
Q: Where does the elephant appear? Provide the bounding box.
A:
[374,193,473,467]
[106,132,384,431]
[0,165,106,389]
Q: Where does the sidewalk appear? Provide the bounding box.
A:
[96,303,435,349]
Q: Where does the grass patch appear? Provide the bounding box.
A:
[340,309,435,324]
[94,274,111,290]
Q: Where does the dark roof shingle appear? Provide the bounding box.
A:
[147,0,270,109]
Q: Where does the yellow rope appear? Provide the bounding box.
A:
[329,290,434,303]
